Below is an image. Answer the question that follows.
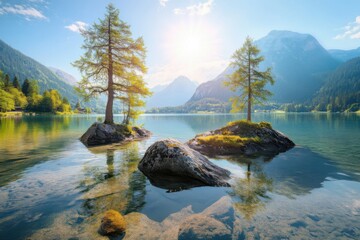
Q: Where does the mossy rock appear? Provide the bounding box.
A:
[80,122,150,147]
[187,120,294,156]
[99,210,126,236]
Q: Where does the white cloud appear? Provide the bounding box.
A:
[335,16,360,40]
[65,21,88,33]
[174,0,214,16]
[0,4,46,20]
[159,0,168,7]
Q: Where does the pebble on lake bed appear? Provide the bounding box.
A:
[99,210,126,236]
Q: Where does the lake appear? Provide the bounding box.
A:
[0,113,359,239]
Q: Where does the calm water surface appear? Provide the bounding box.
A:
[0,113,359,239]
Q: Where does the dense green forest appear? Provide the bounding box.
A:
[0,70,72,113]
[0,39,79,104]
[312,57,360,112]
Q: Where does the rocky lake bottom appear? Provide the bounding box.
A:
[0,113,359,239]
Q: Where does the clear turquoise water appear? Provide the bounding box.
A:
[0,113,359,239]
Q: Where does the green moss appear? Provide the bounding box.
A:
[197,135,260,148]
[114,124,134,137]
[227,120,272,129]
[259,121,272,129]
[100,209,126,236]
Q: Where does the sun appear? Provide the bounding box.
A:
[165,21,218,65]
[176,33,205,61]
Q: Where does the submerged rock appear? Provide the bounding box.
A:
[178,215,232,240]
[80,122,150,147]
[187,120,295,156]
[178,196,235,240]
[138,139,231,188]
[99,210,126,236]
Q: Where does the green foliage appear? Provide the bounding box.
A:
[75,101,81,109]
[313,57,360,112]
[0,69,71,114]
[0,39,79,104]
[8,87,28,108]
[73,3,149,124]
[28,80,40,96]
[12,76,21,90]
[26,94,43,111]
[37,89,71,113]
[4,74,11,90]
[224,37,274,121]
[282,103,312,112]
[120,79,152,124]
[345,103,360,112]
[0,89,15,112]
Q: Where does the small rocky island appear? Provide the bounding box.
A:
[138,139,231,189]
[187,120,295,156]
[80,122,150,147]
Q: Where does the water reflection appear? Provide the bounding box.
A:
[79,142,146,215]
[230,163,273,220]
[0,116,78,186]
[0,113,359,239]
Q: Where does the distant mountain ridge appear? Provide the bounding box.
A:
[0,39,79,104]
[186,30,341,107]
[188,66,235,103]
[255,30,340,102]
[48,67,78,86]
[328,47,360,62]
[147,76,198,109]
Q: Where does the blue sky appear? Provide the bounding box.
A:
[1,0,360,87]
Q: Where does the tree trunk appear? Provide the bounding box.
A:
[124,103,130,125]
[247,51,252,122]
[104,16,114,125]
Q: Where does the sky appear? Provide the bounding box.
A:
[1,0,360,87]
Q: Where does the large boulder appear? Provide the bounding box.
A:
[187,120,295,156]
[138,139,231,188]
[80,122,150,147]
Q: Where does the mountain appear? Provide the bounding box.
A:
[187,66,235,103]
[0,39,79,104]
[255,30,340,103]
[48,67,78,86]
[186,30,340,107]
[328,48,360,62]
[151,83,168,94]
[146,76,198,109]
[313,57,360,112]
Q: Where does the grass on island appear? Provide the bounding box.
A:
[226,120,272,129]
[197,135,261,148]
[196,120,272,148]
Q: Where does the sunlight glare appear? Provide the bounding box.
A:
[165,22,218,65]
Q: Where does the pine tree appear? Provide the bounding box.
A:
[4,74,11,90]
[22,79,31,96]
[225,37,274,121]
[73,3,148,125]
[13,76,21,90]
[75,101,81,109]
